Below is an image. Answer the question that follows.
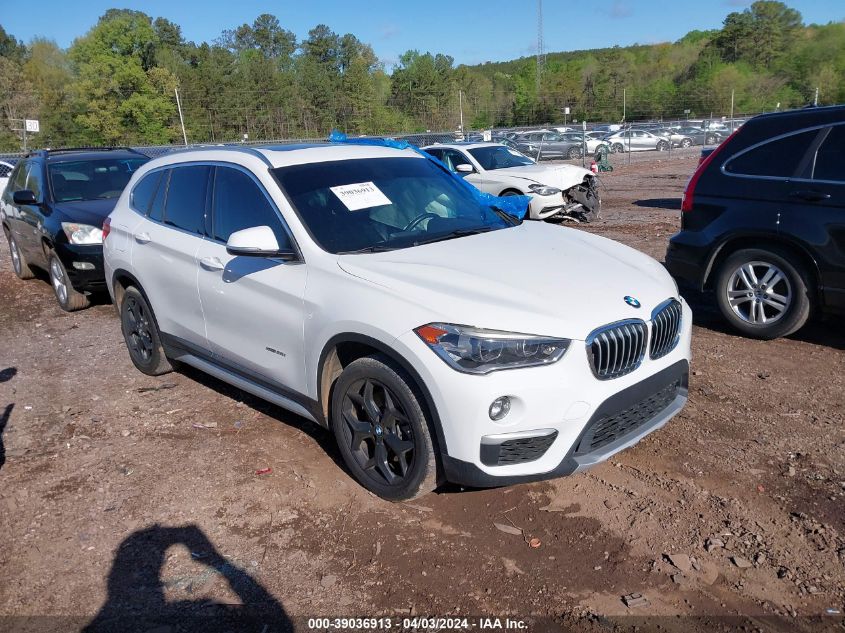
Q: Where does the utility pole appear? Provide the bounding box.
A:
[536,0,545,95]
[730,89,735,133]
[458,89,464,137]
[622,88,626,122]
[175,87,188,146]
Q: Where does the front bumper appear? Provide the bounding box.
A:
[54,242,106,292]
[442,359,688,487]
[393,298,693,487]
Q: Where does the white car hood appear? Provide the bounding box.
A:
[488,163,592,190]
[337,222,676,341]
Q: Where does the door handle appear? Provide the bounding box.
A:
[134,232,152,244]
[199,256,224,271]
[789,190,831,202]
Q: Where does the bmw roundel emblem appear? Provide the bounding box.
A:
[624,296,641,308]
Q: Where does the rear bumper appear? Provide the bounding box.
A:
[664,234,711,289]
[54,242,106,291]
[442,359,689,488]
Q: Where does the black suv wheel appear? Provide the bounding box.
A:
[48,251,90,311]
[331,355,438,500]
[120,286,174,375]
[714,248,812,339]
[5,231,35,279]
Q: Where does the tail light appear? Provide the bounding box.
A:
[102,217,111,240]
[681,128,740,212]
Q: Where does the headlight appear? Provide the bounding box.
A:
[61,222,103,245]
[527,184,562,197]
[415,323,570,374]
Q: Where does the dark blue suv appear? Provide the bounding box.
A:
[1,148,149,310]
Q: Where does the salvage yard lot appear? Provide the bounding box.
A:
[0,151,843,631]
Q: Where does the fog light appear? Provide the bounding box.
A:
[72,262,95,270]
[489,396,511,421]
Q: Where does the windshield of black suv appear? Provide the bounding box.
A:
[467,146,534,170]
[49,157,148,202]
[272,156,518,254]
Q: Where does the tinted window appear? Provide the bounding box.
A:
[10,162,28,191]
[273,157,514,254]
[425,148,444,161]
[724,129,820,178]
[149,170,169,221]
[49,158,148,202]
[163,165,209,233]
[25,164,43,200]
[130,171,162,214]
[811,126,845,182]
[212,167,286,244]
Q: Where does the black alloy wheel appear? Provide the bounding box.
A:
[331,355,438,500]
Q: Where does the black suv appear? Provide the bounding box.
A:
[666,105,844,339]
[1,148,149,310]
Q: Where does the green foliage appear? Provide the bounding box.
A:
[0,1,842,150]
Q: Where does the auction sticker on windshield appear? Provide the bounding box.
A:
[330,181,392,211]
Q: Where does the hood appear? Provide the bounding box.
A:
[337,222,677,341]
[52,199,118,226]
[489,163,593,190]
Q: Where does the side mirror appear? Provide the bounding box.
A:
[226,225,297,260]
[455,163,474,174]
[13,190,38,205]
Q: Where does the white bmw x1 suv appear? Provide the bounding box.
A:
[103,142,691,500]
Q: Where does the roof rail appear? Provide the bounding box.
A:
[26,146,148,158]
[156,144,274,167]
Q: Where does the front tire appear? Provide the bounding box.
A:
[681,138,692,148]
[611,143,624,153]
[120,286,174,375]
[331,355,439,501]
[48,252,90,311]
[714,248,812,339]
[568,146,582,160]
[657,141,669,151]
[5,232,35,279]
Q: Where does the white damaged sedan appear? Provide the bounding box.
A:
[423,142,600,222]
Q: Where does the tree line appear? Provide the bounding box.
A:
[0,1,842,150]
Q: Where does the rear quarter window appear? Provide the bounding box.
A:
[810,125,845,182]
[130,171,163,214]
[724,129,820,178]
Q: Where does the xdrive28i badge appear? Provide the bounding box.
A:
[624,296,641,308]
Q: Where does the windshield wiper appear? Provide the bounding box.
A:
[489,206,521,225]
[339,244,397,254]
[412,226,495,246]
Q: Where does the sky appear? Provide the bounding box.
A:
[2,0,843,69]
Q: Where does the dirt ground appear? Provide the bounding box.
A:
[1,149,843,633]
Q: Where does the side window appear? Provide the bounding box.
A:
[163,165,210,234]
[24,163,44,200]
[811,126,844,182]
[425,148,444,162]
[445,150,472,170]
[724,129,820,178]
[149,170,169,221]
[8,163,28,195]
[130,171,163,214]
[212,167,288,246]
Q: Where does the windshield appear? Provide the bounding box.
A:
[272,157,517,254]
[468,146,534,170]
[49,158,148,202]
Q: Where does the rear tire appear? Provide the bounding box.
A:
[714,248,812,339]
[5,231,35,279]
[568,146,582,160]
[331,354,439,501]
[681,138,692,148]
[48,252,90,311]
[120,286,174,375]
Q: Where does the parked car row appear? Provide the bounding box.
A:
[2,105,841,501]
[1,138,689,502]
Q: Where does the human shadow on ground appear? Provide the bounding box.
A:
[83,524,292,633]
